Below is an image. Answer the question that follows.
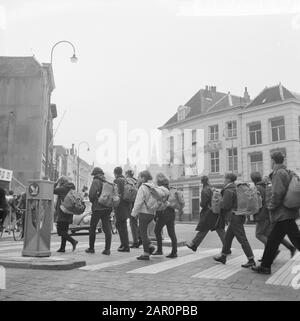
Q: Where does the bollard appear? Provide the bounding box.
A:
[22,180,54,257]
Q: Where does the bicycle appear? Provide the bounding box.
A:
[13,209,25,241]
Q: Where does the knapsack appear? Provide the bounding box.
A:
[168,187,185,210]
[60,190,86,215]
[143,184,170,212]
[210,188,222,214]
[98,181,120,208]
[123,178,138,203]
[234,183,260,216]
[283,172,300,209]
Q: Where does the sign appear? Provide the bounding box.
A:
[204,141,222,153]
[0,168,13,182]
[28,183,40,197]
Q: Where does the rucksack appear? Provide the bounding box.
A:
[123,178,138,203]
[210,188,222,214]
[60,190,86,215]
[143,184,170,212]
[283,172,300,209]
[98,181,120,208]
[168,187,185,210]
[234,183,260,216]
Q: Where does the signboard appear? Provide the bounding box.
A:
[28,182,40,197]
[0,168,13,182]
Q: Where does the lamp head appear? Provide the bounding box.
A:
[70,54,78,63]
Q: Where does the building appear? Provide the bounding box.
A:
[0,56,56,192]
[159,84,300,221]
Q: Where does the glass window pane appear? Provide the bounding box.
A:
[272,128,278,141]
[279,126,285,140]
[250,132,255,145]
[257,131,262,144]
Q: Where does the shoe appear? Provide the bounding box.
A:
[72,240,78,252]
[149,246,155,255]
[251,265,271,275]
[118,245,123,250]
[241,259,256,268]
[137,255,150,261]
[185,243,197,252]
[258,258,262,262]
[213,255,226,264]
[118,247,130,252]
[152,251,163,255]
[166,253,177,258]
[130,244,139,249]
[290,247,297,258]
[57,248,65,253]
[102,249,111,255]
[85,248,95,254]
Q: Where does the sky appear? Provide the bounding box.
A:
[1,0,300,175]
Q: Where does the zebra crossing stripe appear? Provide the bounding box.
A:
[266,252,300,287]
[126,249,220,274]
[79,256,137,271]
[191,249,264,280]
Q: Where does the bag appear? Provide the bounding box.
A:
[168,187,185,210]
[210,188,222,214]
[144,184,170,212]
[98,181,120,208]
[283,173,300,209]
[60,190,86,215]
[234,183,260,216]
[123,178,138,203]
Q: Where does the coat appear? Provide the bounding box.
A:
[254,181,270,222]
[114,175,131,220]
[268,164,299,223]
[131,181,156,217]
[156,182,175,221]
[196,184,218,232]
[89,174,112,212]
[54,182,76,224]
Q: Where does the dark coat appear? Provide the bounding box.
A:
[268,164,299,223]
[0,195,8,222]
[254,181,270,222]
[114,175,131,220]
[54,182,76,224]
[89,174,112,212]
[196,184,218,232]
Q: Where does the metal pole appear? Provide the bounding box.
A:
[50,40,76,65]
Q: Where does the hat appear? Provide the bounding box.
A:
[91,167,104,176]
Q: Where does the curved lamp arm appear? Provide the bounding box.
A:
[50,40,78,64]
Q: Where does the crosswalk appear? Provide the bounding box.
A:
[0,239,299,290]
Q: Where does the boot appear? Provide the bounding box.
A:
[251,265,271,274]
[213,254,226,264]
[241,259,256,268]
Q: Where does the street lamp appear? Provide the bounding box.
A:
[77,141,90,191]
[50,40,78,65]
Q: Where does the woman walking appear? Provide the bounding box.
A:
[54,176,78,253]
[153,173,178,258]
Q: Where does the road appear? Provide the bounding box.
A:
[0,223,299,301]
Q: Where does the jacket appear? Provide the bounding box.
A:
[268,164,299,223]
[221,182,237,223]
[131,181,156,217]
[114,175,131,220]
[89,174,111,212]
[156,182,175,220]
[254,181,270,221]
[54,182,76,224]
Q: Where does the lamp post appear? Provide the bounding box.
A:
[77,141,90,191]
[50,40,78,65]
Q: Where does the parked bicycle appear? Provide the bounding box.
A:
[13,209,25,241]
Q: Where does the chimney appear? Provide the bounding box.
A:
[243,87,250,103]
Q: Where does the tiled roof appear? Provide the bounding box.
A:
[246,84,297,108]
[0,56,41,77]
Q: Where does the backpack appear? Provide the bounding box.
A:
[143,184,170,212]
[60,190,86,215]
[123,178,138,203]
[210,188,222,214]
[234,183,260,216]
[168,187,185,210]
[283,173,300,209]
[98,181,120,208]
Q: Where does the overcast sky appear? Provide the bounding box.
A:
[1,0,300,175]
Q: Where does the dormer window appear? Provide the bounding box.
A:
[177,105,190,121]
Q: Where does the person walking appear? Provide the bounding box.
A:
[86,167,112,255]
[131,170,156,260]
[54,176,78,253]
[252,152,300,274]
[186,176,226,252]
[114,167,131,252]
[251,171,296,261]
[125,170,142,249]
[0,187,8,231]
[213,173,256,268]
[153,173,178,258]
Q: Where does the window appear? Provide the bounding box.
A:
[169,136,174,163]
[192,129,197,143]
[228,148,238,172]
[249,122,262,145]
[192,187,199,197]
[271,117,285,142]
[192,129,197,166]
[209,125,219,141]
[250,153,263,175]
[181,133,185,170]
[210,151,219,173]
[227,121,237,138]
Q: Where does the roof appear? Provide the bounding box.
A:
[0,56,42,77]
[246,84,299,108]
[161,88,246,128]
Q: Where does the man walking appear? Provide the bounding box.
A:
[252,152,300,274]
[214,173,256,268]
[186,176,226,252]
